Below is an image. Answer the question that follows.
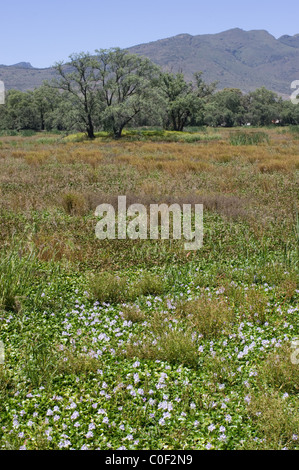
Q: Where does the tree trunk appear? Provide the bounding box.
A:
[40,111,45,131]
[113,125,124,139]
[87,115,95,139]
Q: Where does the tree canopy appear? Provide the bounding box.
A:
[0,49,298,135]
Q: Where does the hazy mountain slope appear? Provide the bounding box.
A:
[128,28,299,96]
[0,65,57,92]
[1,28,299,95]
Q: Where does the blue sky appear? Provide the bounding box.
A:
[1,0,299,68]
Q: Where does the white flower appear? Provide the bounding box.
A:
[244,395,251,404]
[71,411,79,420]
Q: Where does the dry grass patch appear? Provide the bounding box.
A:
[120,305,147,323]
[124,327,199,368]
[10,150,28,159]
[57,150,104,168]
[56,347,104,376]
[245,392,299,450]
[242,342,299,449]
[222,284,270,324]
[174,293,234,339]
[33,232,78,262]
[277,278,298,301]
[60,191,89,216]
[258,160,293,173]
[23,151,52,166]
[239,288,270,324]
[258,343,299,395]
[136,272,166,296]
[89,272,129,304]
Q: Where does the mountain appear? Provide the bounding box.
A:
[1,28,299,96]
[129,28,299,97]
[0,63,57,92]
[8,62,34,69]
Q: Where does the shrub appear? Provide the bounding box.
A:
[121,305,147,323]
[175,294,233,338]
[89,272,128,304]
[56,347,103,376]
[20,130,36,137]
[135,273,166,297]
[125,328,199,368]
[245,392,299,450]
[230,131,269,146]
[0,366,16,402]
[223,284,270,324]
[20,329,59,389]
[258,343,299,395]
[60,191,88,216]
[0,243,38,312]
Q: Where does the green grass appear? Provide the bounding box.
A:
[229,131,270,145]
[0,241,39,312]
[63,129,222,143]
[0,129,298,450]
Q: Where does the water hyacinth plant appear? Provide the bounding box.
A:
[0,127,298,450]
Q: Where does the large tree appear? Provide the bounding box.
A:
[52,52,100,138]
[160,71,217,131]
[96,48,163,138]
[0,90,39,130]
[245,87,281,126]
[94,48,162,138]
[204,88,247,127]
[279,100,299,125]
[32,84,62,131]
[51,49,162,139]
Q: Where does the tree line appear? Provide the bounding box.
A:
[1,48,299,138]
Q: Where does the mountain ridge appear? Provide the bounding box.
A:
[0,62,34,69]
[1,28,299,96]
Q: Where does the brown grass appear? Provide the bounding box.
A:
[174,293,234,338]
[0,127,298,270]
[258,343,299,395]
[124,327,200,368]
[245,392,299,450]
